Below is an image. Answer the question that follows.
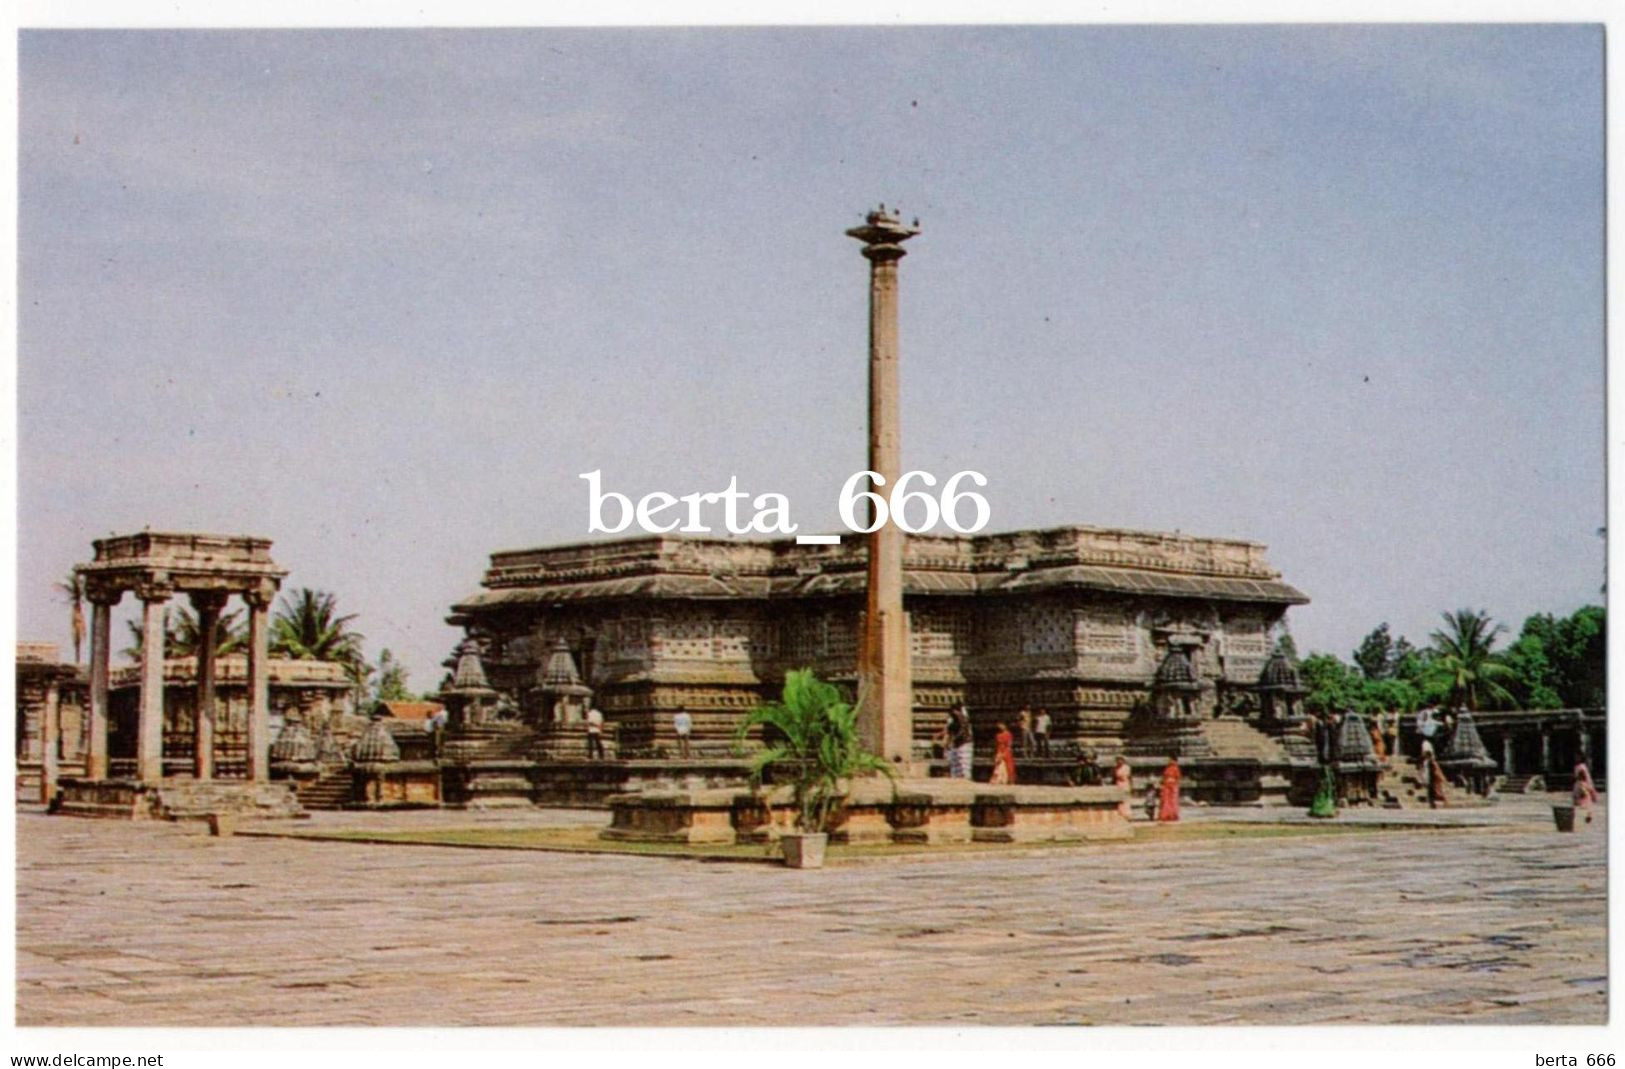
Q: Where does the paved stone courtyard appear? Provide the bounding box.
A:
[16,798,1606,1027]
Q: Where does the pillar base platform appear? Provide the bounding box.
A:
[53,777,305,822]
[601,778,1131,847]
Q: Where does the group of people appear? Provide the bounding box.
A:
[939,704,1180,822]
[937,703,1052,785]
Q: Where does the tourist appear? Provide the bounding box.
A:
[990,721,1017,784]
[945,704,973,780]
[1113,755,1133,820]
[1368,717,1387,762]
[1424,752,1448,809]
[1073,747,1101,786]
[1573,756,1600,824]
[425,706,449,759]
[1383,708,1400,757]
[1018,706,1036,757]
[1416,705,1440,762]
[585,705,606,760]
[1311,711,1334,766]
[1034,707,1052,757]
[1158,755,1181,822]
[672,707,693,759]
[1143,779,1161,821]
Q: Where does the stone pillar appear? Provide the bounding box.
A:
[846,206,919,768]
[86,592,116,780]
[1501,732,1515,776]
[1540,729,1552,776]
[190,591,227,780]
[136,587,172,783]
[245,586,275,782]
[39,678,60,804]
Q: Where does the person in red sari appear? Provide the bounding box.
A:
[989,721,1017,784]
[1158,756,1181,822]
[1574,756,1600,824]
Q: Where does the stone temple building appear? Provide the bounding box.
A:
[446,524,1311,795]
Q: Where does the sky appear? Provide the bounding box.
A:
[16,25,1605,688]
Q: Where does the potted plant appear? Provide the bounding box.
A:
[738,668,894,868]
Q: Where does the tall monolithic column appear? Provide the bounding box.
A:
[86,591,116,780]
[136,587,171,783]
[245,584,275,782]
[846,207,920,767]
[191,591,226,780]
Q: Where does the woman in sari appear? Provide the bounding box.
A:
[1425,753,1449,809]
[1368,719,1387,762]
[1157,756,1181,822]
[989,721,1017,785]
[1574,756,1600,824]
[1113,755,1133,819]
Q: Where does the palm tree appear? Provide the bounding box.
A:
[169,605,247,658]
[736,669,894,833]
[55,572,85,663]
[1430,608,1519,710]
[122,609,182,661]
[271,588,365,666]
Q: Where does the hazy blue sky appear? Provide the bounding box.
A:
[18,26,1604,687]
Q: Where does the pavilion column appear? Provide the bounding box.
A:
[39,678,60,804]
[1540,729,1552,777]
[1501,733,1515,777]
[190,591,227,780]
[245,586,275,782]
[136,588,172,783]
[86,593,116,780]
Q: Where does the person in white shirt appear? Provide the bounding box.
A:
[1034,708,1052,758]
[1415,706,1439,764]
[585,706,606,760]
[673,708,693,759]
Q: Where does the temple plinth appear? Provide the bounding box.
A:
[846,206,920,767]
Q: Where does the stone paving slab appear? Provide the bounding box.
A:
[15,801,1607,1027]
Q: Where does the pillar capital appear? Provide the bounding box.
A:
[83,580,124,608]
[243,580,279,611]
[133,578,175,604]
[188,589,230,614]
[846,206,919,262]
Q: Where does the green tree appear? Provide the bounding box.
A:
[271,588,365,665]
[122,609,182,660]
[1513,606,1605,709]
[1501,633,1562,709]
[1352,623,1395,680]
[169,605,247,658]
[1429,609,1518,711]
[1299,653,1362,714]
[372,648,413,703]
[736,669,894,833]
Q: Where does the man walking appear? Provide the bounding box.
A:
[672,707,693,759]
[585,705,606,760]
[945,704,974,780]
[1018,705,1037,758]
[1034,707,1052,758]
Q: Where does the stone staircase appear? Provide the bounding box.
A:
[1380,762,1498,808]
[1198,718,1296,763]
[295,767,354,810]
